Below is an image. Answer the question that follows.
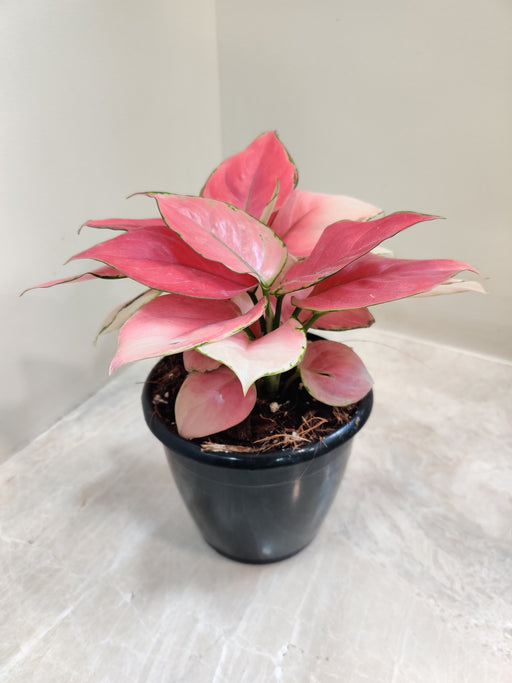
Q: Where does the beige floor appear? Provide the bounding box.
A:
[2,330,511,682]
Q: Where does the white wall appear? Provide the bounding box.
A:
[1,0,222,460]
[216,0,512,361]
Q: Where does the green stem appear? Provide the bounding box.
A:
[282,368,300,395]
[248,288,259,305]
[264,373,281,396]
[264,290,274,334]
[302,312,324,332]
[273,295,283,330]
[248,287,267,336]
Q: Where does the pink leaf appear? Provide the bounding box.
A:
[69,225,257,298]
[81,217,167,232]
[198,319,307,394]
[175,366,257,439]
[300,340,373,406]
[271,189,381,258]
[296,254,479,312]
[183,349,221,372]
[276,212,437,294]
[201,131,298,220]
[307,308,375,331]
[96,289,161,340]
[110,296,265,372]
[148,193,288,287]
[23,265,124,293]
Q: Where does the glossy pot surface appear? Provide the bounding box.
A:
[142,359,373,563]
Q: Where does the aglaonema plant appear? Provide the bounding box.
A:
[27,132,482,439]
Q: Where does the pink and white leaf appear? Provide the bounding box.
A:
[201,131,297,220]
[110,296,265,372]
[23,265,124,293]
[69,225,257,298]
[259,179,280,225]
[296,254,479,312]
[80,217,167,233]
[96,289,161,341]
[148,193,288,287]
[175,366,257,439]
[413,277,486,298]
[183,349,221,373]
[307,308,375,331]
[271,189,381,258]
[198,319,307,394]
[299,340,373,406]
[276,212,437,294]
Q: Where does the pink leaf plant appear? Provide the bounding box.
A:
[27,131,482,439]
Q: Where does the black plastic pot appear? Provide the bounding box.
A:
[142,359,373,564]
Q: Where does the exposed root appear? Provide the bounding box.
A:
[202,412,335,453]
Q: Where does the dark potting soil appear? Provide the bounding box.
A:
[147,354,358,453]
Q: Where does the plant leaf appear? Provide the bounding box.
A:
[296,254,479,312]
[198,319,307,394]
[276,212,437,294]
[22,265,124,294]
[80,217,167,233]
[413,277,486,297]
[95,289,161,341]
[299,340,373,406]
[201,131,297,220]
[110,296,265,372]
[307,308,375,331]
[259,179,280,225]
[147,193,288,287]
[271,189,381,258]
[175,367,257,439]
[183,349,221,372]
[69,225,257,298]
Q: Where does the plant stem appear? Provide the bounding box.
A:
[302,312,324,332]
[264,290,274,334]
[248,287,267,336]
[282,368,300,395]
[248,288,259,305]
[264,373,281,396]
[273,295,283,330]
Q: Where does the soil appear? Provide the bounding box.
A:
[146,354,359,453]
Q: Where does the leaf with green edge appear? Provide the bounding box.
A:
[259,179,280,225]
[198,319,307,394]
[80,217,166,234]
[295,254,479,312]
[299,340,373,406]
[110,296,265,372]
[175,366,257,439]
[271,189,381,258]
[95,289,161,342]
[183,349,221,372]
[22,265,124,295]
[201,131,297,220]
[413,277,486,298]
[307,308,375,331]
[69,224,257,299]
[275,212,437,294]
[147,193,288,287]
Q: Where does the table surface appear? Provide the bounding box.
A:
[2,330,512,682]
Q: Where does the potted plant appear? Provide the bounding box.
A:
[27,132,481,563]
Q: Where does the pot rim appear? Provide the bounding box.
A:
[142,358,373,470]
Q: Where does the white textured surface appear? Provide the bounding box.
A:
[2,332,511,682]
